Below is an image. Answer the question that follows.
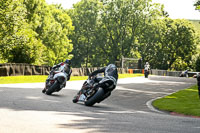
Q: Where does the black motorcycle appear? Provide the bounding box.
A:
[144,69,149,78]
[43,65,70,95]
[73,76,114,106]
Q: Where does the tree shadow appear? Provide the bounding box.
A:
[0,85,151,132]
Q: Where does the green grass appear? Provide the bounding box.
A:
[0,75,48,84]
[0,73,143,84]
[119,73,143,78]
[153,85,200,116]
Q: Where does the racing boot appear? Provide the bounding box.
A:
[42,88,46,93]
[42,79,50,94]
[72,89,87,103]
[72,90,82,103]
[42,83,47,93]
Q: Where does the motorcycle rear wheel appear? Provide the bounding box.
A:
[85,87,104,106]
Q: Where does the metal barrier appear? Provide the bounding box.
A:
[0,63,51,76]
[151,69,198,77]
[0,63,198,77]
[0,63,130,76]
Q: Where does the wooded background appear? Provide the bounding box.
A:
[1,0,200,71]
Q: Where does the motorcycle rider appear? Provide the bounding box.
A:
[144,62,150,78]
[72,64,118,103]
[179,70,188,77]
[42,59,72,93]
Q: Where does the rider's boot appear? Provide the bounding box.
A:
[72,88,87,103]
[42,85,47,93]
[42,88,46,93]
[72,90,82,103]
[42,80,49,93]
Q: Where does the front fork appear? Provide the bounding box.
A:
[45,78,54,89]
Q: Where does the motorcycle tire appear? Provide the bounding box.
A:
[85,87,104,106]
[97,91,111,103]
[46,81,60,95]
[144,71,149,78]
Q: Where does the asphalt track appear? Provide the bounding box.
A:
[0,75,199,133]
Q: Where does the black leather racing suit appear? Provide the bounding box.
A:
[72,64,118,103]
[89,64,118,90]
[52,62,72,81]
[88,64,118,102]
[42,62,72,93]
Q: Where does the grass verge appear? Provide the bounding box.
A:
[152,85,200,117]
[0,73,143,84]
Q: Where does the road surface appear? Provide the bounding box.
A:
[0,76,199,133]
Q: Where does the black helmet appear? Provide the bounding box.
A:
[65,59,71,65]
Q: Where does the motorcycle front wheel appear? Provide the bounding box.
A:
[144,71,149,78]
[85,87,104,106]
[46,81,60,95]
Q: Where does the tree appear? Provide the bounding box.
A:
[164,19,197,70]
[68,0,164,67]
[0,0,74,65]
[194,0,200,10]
[68,0,101,67]
[138,19,168,69]
[23,0,74,65]
[139,18,198,70]
[0,0,44,64]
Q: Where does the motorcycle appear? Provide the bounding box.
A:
[144,69,149,78]
[44,64,70,95]
[179,70,188,77]
[73,75,113,106]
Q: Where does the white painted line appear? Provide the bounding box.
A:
[146,97,165,114]
[117,86,171,95]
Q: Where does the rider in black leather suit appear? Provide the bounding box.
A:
[73,64,118,103]
[42,59,72,93]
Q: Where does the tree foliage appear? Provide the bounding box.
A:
[0,0,198,71]
[68,0,198,70]
[68,0,165,67]
[194,0,200,10]
[0,0,73,66]
[68,0,101,67]
[139,18,197,70]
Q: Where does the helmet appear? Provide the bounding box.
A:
[64,59,71,65]
[105,64,117,76]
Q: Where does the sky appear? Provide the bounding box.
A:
[46,0,200,20]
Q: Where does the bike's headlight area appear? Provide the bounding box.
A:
[57,76,65,83]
